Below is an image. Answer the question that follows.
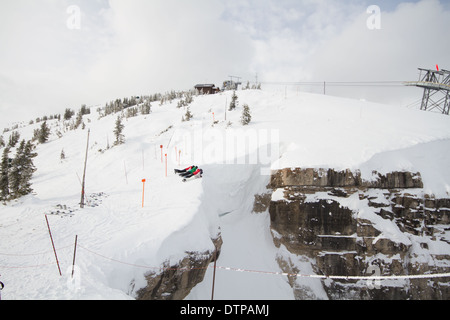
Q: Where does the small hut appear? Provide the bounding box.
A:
[194,84,220,94]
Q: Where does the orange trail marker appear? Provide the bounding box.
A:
[141,179,146,208]
[160,145,163,163]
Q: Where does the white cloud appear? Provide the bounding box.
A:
[222,0,450,106]
[308,0,450,104]
[0,0,254,125]
[87,0,254,98]
[0,0,112,124]
[1,0,449,127]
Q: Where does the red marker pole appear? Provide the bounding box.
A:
[45,215,62,276]
[436,64,440,71]
[142,179,146,208]
[213,112,215,122]
[160,145,163,163]
[165,154,168,177]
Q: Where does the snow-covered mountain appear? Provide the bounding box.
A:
[1,88,449,300]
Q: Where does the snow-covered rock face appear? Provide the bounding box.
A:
[268,168,450,300]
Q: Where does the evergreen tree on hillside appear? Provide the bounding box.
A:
[74,111,83,129]
[140,101,151,115]
[8,131,20,147]
[64,108,75,120]
[113,116,125,145]
[38,121,50,144]
[0,147,10,200]
[229,91,238,111]
[8,141,24,199]
[0,135,5,148]
[8,140,37,199]
[20,141,37,196]
[182,107,193,122]
[241,104,252,125]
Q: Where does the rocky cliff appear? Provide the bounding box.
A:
[267,168,450,300]
[135,236,222,300]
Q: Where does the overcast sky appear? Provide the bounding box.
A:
[1,0,449,127]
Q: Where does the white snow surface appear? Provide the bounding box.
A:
[1,88,450,300]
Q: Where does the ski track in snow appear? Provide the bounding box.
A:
[1,88,450,299]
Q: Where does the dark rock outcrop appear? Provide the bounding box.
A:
[266,168,450,300]
[136,236,222,300]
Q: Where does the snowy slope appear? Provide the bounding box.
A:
[1,88,450,300]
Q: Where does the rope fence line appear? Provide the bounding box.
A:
[215,266,450,281]
[0,262,58,269]
[0,245,73,257]
[2,243,450,281]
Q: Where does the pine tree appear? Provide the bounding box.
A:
[38,121,50,143]
[20,141,37,196]
[8,131,20,147]
[241,104,252,125]
[229,91,238,111]
[0,135,5,148]
[141,101,151,115]
[8,141,24,199]
[74,111,83,129]
[183,107,193,122]
[64,108,74,120]
[0,147,10,200]
[8,140,37,199]
[113,116,125,145]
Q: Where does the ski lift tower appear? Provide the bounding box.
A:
[228,75,242,89]
[404,67,450,115]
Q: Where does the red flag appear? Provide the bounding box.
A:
[436,64,439,71]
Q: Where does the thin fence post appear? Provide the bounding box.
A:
[45,215,62,276]
[80,129,90,208]
[211,246,217,300]
[72,235,78,279]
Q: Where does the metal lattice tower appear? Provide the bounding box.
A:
[405,68,450,115]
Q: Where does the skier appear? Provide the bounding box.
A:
[174,165,197,175]
[177,166,199,177]
[182,168,203,182]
